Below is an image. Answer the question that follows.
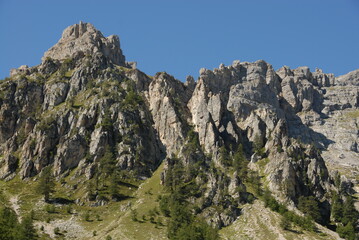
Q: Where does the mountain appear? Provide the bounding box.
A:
[0,22,357,240]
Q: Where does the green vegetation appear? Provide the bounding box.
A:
[161,155,219,240]
[36,166,55,202]
[246,170,262,196]
[233,144,249,180]
[58,58,74,77]
[20,214,38,240]
[183,128,200,155]
[337,223,356,240]
[331,193,358,240]
[122,84,143,110]
[262,190,316,232]
[0,207,37,240]
[253,134,266,157]
[219,145,232,166]
[343,110,359,119]
[16,126,27,146]
[36,115,56,132]
[297,196,321,223]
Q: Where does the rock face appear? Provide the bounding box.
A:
[0,22,358,228]
[42,21,126,66]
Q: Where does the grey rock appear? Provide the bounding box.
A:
[42,22,126,66]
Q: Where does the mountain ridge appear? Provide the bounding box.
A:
[0,22,358,240]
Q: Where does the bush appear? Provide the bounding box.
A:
[131,209,138,222]
[280,215,291,230]
[66,205,72,214]
[83,211,91,222]
[44,204,56,213]
[54,227,60,235]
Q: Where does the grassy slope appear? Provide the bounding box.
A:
[87,163,167,240]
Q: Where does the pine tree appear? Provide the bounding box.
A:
[342,196,358,226]
[37,166,55,202]
[99,147,116,177]
[233,144,248,179]
[0,207,20,240]
[19,214,38,240]
[337,222,356,240]
[298,196,321,223]
[253,134,264,155]
[331,192,343,221]
[109,172,120,200]
[219,146,231,166]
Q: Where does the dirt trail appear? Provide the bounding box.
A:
[9,195,21,220]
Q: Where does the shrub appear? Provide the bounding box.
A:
[83,211,91,222]
[44,204,56,213]
[280,215,291,230]
[131,209,138,222]
[66,205,72,214]
[54,227,60,235]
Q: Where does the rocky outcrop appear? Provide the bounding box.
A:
[336,69,359,86]
[42,21,126,67]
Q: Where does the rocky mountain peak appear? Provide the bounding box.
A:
[42,21,126,66]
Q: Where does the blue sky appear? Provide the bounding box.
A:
[1,0,358,81]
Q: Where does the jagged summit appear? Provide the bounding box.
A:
[42,21,126,66]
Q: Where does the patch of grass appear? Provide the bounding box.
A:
[256,157,269,169]
[344,109,359,119]
[64,70,74,78]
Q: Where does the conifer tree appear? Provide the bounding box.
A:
[0,207,20,240]
[19,214,38,240]
[37,166,55,202]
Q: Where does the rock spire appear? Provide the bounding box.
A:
[42,21,126,66]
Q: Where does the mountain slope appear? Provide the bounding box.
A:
[0,22,358,239]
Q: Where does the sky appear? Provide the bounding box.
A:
[0,0,359,81]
